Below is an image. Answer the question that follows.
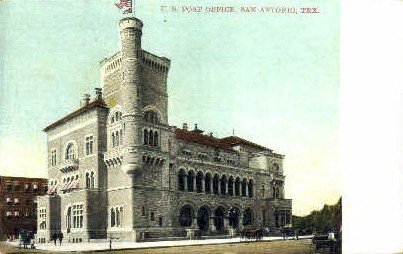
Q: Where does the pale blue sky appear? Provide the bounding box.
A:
[0,0,340,215]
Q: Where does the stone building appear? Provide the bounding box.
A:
[0,176,47,240]
[36,17,292,243]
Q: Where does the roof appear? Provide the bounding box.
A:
[219,136,272,152]
[174,128,271,152]
[0,176,47,182]
[174,128,224,149]
[43,98,108,132]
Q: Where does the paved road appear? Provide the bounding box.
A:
[0,239,313,254]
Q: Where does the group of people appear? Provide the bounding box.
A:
[51,231,64,246]
[18,231,35,249]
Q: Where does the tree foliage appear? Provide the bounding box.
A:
[292,197,342,235]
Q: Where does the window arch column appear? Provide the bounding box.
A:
[201,176,205,193]
[183,174,188,191]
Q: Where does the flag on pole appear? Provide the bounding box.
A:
[115,0,133,14]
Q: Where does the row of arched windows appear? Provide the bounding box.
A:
[63,175,78,184]
[179,205,254,231]
[111,111,122,124]
[144,129,159,147]
[178,170,254,198]
[111,129,123,148]
[110,207,123,227]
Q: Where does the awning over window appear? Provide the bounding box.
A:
[60,180,79,191]
[47,185,58,195]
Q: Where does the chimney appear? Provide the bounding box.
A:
[208,132,214,137]
[94,88,102,99]
[194,124,198,130]
[82,94,90,106]
[182,123,188,131]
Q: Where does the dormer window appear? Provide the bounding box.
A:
[181,150,191,157]
[213,156,222,163]
[198,153,207,160]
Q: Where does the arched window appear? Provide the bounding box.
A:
[228,177,234,196]
[187,171,195,192]
[116,208,120,226]
[85,173,90,188]
[178,169,185,191]
[220,175,227,195]
[90,172,94,188]
[243,208,253,226]
[149,130,154,146]
[111,111,122,124]
[112,133,115,147]
[273,163,280,172]
[179,205,193,227]
[154,131,158,147]
[66,207,71,230]
[120,207,123,225]
[115,131,119,146]
[205,173,212,194]
[235,177,241,196]
[144,110,159,124]
[111,209,115,227]
[213,174,219,195]
[144,129,149,145]
[65,143,76,160]
[119,129,123,145]
[248,179,254,198]
[196,171,203,193]
[242,179,247,197]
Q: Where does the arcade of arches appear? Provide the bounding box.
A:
[178,205,254,232]
[177,169,254,198]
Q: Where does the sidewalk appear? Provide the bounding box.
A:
[5,235,313,252]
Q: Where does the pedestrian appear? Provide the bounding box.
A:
[52,232,57,246]
[58,231,64,246]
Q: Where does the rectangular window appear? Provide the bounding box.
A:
[39,208,47,229]
[85,136,94,155]
[150,212,155,221]
[6,182,11,191]
[72,204,84,228]
[13,182,21,191]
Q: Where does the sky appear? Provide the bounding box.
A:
[0,0,340,216]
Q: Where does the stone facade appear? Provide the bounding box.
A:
[36,17,292,243]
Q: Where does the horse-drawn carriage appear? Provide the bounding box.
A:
[18,231,35,249]
[240,226,264,242]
